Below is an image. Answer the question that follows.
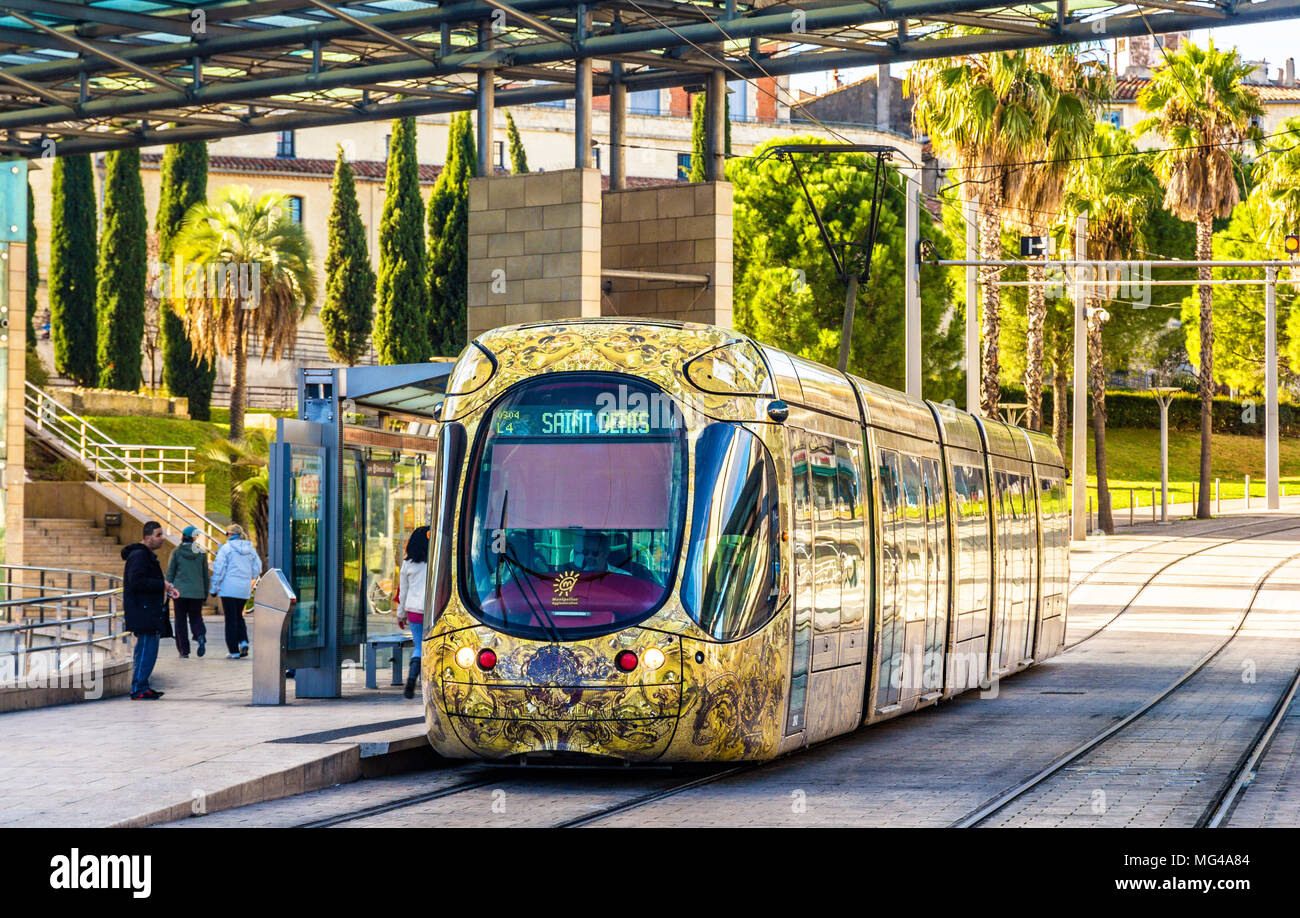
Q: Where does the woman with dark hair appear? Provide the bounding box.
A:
[397,526,430,699]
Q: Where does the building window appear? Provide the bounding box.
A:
[629,88,660,115]
[384,133,391,157]
[593,146,601,170]
[276,129,295,158]
[676,153,692,181]
[287,195,303,224]
[728,79,748,121]
[1104,110,1122,128]
[494,140,505,170]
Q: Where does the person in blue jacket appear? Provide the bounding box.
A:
[210,524,263,659]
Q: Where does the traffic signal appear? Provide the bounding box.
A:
[1020,235,1048,257]
[1285,234,1299,257]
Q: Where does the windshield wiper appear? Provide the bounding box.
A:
[501,547,563,644]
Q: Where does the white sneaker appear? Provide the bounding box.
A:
[227,652,241,659]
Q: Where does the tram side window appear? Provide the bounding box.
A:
[921,457,948,657]
[901,455,925,622]
[876,449,904,709]
[681,423,781,641]
[835,441,865,629]
[962,465,990,617]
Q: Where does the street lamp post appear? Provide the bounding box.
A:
[1151,386,1181,524]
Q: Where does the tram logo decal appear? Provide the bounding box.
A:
[552,570,581,604]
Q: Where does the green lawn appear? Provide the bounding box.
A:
[86,415,235,517]
[1063,428,1300,511]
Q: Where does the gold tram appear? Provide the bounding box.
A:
[421,319,1069,763]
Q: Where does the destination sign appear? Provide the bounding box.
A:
[493,406,652,437]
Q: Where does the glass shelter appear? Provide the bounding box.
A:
[270,362,452,697]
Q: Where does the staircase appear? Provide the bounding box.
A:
[22,519,130,585]
[24,382,226,549]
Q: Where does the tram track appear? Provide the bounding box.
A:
[1064,517,1300,650]
[291,517,1300,829]
[951,540,1300,828]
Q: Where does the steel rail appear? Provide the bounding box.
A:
[1203,661,1300,828]
[1065,518,1300,651]
[293,775,499,828]
[951,544,1300,828]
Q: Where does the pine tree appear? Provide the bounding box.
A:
[320,145,376,364]
[96,148,147,391]
[49,154,98,387]
[427,112,474,356]
[506,110,529,174]
[156,140,216,418]
[374,116,429,364]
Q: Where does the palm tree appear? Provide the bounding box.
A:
[1007,49,1108,431]
[1135,41,1263,519]
[912,46,1086,416]
[1253,115,1300,245]
[174,186,317,444]
[194,432,270,567]
[1061,124,1161,534]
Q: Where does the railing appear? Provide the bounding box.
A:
[0,564,128,682]
[24,382,226,549]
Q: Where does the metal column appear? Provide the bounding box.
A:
[574,7,592,169]
[706,68,726,181]
[476,21,494,178]
[1071,216,1088,541]
[965,196,979,415]
[1266,265,1280,509]
[609,60,626,189]
[905,168,921,399]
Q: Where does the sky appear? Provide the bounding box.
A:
[789,20,1300,97]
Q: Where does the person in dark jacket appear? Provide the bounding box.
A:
[166,525,210,658]
[123,521,180,700]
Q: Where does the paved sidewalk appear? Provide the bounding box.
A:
[0,613,431,827]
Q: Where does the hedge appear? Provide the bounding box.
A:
[996,385,1299,437]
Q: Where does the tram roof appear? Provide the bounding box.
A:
[2,1,1295,158]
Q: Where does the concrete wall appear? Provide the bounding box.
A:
[601,182,733,328]
[467,168,602,339]
[5,242,27,568]
[52,388,188,419]
[25,480,207,523]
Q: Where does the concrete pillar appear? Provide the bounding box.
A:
[1266,266,1280,509]
[575,59,593,168]
[965,196,979,415]
[1072,216,1088,541]
[609,62,627,190]
[467,169,602,338]
[706,69,726,181]
[904,168,920,399]
[602,182,733,327]
[876,63,891,130]
[477,21,494,178]
[3,240,26,568]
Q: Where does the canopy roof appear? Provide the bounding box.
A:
[1,0,1295,158]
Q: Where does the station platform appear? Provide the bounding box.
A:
[0,614,431,827]
[4,498,1300,829]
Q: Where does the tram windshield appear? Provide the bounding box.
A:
[461,374,687,640]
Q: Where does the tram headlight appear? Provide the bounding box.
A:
[455,646,476,669]
[642,647,666,671]
[615,650,639,672]
[477,648,498,670]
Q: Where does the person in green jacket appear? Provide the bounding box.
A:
[166,526,211,658]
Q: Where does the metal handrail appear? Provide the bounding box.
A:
[0,564,127,675]
[24,383,225,548]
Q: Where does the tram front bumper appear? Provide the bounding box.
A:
[424,627,683,763]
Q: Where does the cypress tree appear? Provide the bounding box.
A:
[428,112,474,356]
[374,116,429,364]
[156,140,215,419]
[48,154,98,386]
[320,145,376,364]
[506,110,529,174]
[96,147,147,391]
[688,91,730,182]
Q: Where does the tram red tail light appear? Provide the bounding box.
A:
[615,650,639,672]
[477,648,498,670]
